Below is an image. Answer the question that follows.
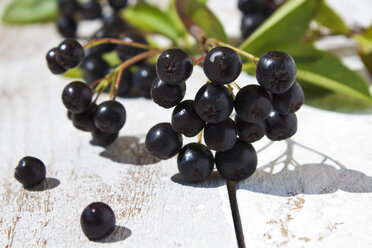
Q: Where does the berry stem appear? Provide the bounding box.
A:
[231,82,241,91]
[113,49,163,100]
[217,41,260,64]
[197,130,203,144]
[83,38,158,50]
[227,84,236,99]
[193,55,206,66]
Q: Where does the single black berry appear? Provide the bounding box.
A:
[177,143,214,182]
[58,0,77,17]
[117,33,148,64]
[272,82,304,115]
[235,116,265,143]
[194,83,234,123]
[215,139,257,181]
[203,46,242,85]
[14,156,46,188]
[81,54,109,83]
[256,51,297,94]
[71,103,97,131]
[91,127,118,147]
[151,77,186,108]
[62,81,93,113]
[94,100,126,134]
[55,38,85,69]
[234,85,272,123]
[117,69,133,97]
[133,64,157,99]
[103,14,128,32]
[108,0,128,10]
[265,112,297,141]
[80,202,116,240]
[241,14,266,38]
[57,16,77,38]
[204,118,237,151]
[46,47,67,75]
[238,0,270,14]
[89,25,121,55]
[156,48,193,85]
[171,100,205,137]
[80,0,102,20]
[145,123,183,159]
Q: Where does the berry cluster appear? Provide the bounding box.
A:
[238,0,283,39]
[57,0,128,39]
[145,46,304,182]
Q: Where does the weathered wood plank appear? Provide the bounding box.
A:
[0,25,237,247]
[236,106,372,248]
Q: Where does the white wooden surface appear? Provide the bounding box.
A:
[1,0,372,247]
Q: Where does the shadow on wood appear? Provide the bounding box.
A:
[24,177,60,192]
[94,226,132,243]
[238,139,372,196]
[171,171,225,188]
[99,135,160,165]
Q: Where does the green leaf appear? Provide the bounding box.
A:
[102,51,122,67]
[122,2,184,43]
[292,45,372,104]
[314,0,349,35]
[239,0,317,55]
[63,67,83,79]
[300,82,372,113]
[177,0,228,42]
[167,0,188,38]
[2,0,58,24]
[354,26,372,75]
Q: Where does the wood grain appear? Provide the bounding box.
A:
[0,25,237,247]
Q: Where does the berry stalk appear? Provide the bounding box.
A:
[217,41,260,64]
[83,38,157,50]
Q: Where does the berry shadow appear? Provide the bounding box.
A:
[94,226,132,243]
[237,139,372,196]
[99,135,161,165]
[24,177,60,192]
[171,171,225,188]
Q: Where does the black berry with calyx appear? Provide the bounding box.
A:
[80,202,116,240]
[14,156,46,188]
[151,77,186,109]
[80,0,102,20]
[216,139,257,181]
[256,51,297,94]
[238,0,270,14]
[171,100,205,137]
[91,127,118,147]
[145,123,182,159]
[58,0,77,17]
[71,103,97,131]
[94,100,126,134]
[62,81,93,113]
[81,54,109,84]
[156,48,193,85]
[241,13,266,39]
[272,82,304,115]
[234,85,272,123]
[46,48,67,75]
[235,116,265,143]
[57,16,77,38]
[117,33,148,64]
[133,64,157,99]
[203,46,242,85]
[194,83,234,123]
[56,38,85,69]
[265,111,297,141]
[116,69,133,97]
[108,0,128,10]
[177,143,214,183]
[204,118,237,151]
